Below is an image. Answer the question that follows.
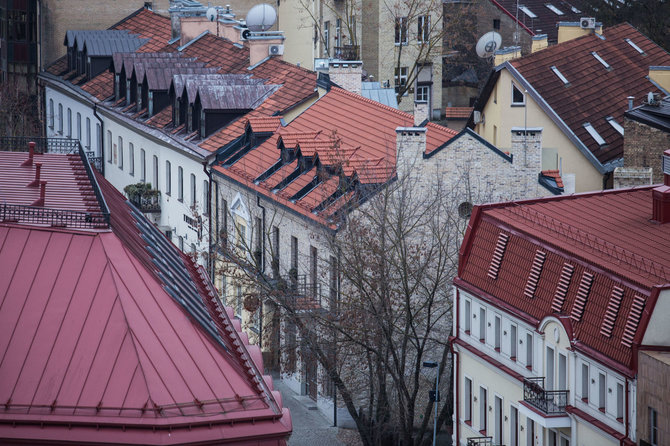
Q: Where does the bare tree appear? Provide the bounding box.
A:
[0,79,42,137]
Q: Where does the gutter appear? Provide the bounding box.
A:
[256,195,266,350]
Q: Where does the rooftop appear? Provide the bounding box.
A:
[489,0,583,43]
[0,141,291,444]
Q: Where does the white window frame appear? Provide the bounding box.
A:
[511,83,525,106]
[118,136,123,170]
[415,85,429,102]
[395,16,408,45]
[128,143,134,176]
[395,66,408,95]
[165,160,171,196]
[417,15,430,43]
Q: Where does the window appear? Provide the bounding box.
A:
[107,131,112,162]
[58,104,63,133]
[235,284,242,316]
[649,407,658,446]
[178,166,184,201]
[616,383,624,420]
[49,99,54,128]
[140,149,146,181]
[598,372,606,411]
[324,21,330,55]
[118,136,123,170]
[235,220,246,251]
[190,173,196,206]
[547,346,555,390]
[512,83,525,105]
[526,419,534,446]
[510,324,517,360]
[221,199,228,247]
[395,66,408,94]
[415,85,429,102]
[152,155,158,189]
[494,315,501,351]
[254,216,262,266]
[291,236,298,282]
[129,143,134,176]
[310,245,318,298]
[165,161,171,195]
[581,363,589,401]
[510,406,518,446]
[76,112,81,141]
[85,117,91,148]
[272,226,280,277]
[335,18,341,45]
[526,333,533,369]
[329,255,337,305]
[493,19,500,30]
[479,387,487,433]
[479,308,486,343]
[96,123,101,152]
[178,236,184,251]
[494,396,502,445]
[464,377,472,423]
[417,15,429,43]
[67,108,72,137]
[464,299,471,333]
[395,17,407,44]
[558,353,567,390]
[203,180,209,215]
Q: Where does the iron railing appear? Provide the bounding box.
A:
[523,377,568,414]
[85,151,102,172]
[128,191,161,213]
[0,203,109,229]
[467,437,494,446]
[0,136,80,154]
[289,273,323,308]
[334,45,360,60]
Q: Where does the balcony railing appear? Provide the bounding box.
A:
[523,377,568,414]
[128,191,161,213]
[466,437,494,446]
[0,136,80,154]
[334,45,360,60]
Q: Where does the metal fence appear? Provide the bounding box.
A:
[0,136,81,154]
[523,377,568,414]
[0,203,109,229]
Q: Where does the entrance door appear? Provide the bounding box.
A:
[303,345,318,401]
[494,396,503,445]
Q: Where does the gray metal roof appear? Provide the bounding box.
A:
[112,53,183,76]
[144,66,217,90]
[83,36,148,57]
[65,30,131,48]
[196,84,279,110]
[172,74,263,102]
[361,82,398,109]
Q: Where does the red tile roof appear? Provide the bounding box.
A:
[540,169,564,188]
[445,106,473,119]
[509,23,670,166]
[0,148,291,444]
[458,186,670,374]
[111,8,172,52]
[490,0,583,42]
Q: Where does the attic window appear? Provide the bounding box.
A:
[551,263,574,312]
[592,51,611,70]
[625,38,645,55]
[621,294,646,347]
[570,271,594,322]
[606,116,624,136]
[584,122,606,146]
[524,250,546,299]
[600,286,624,338]
[551,66,569,85]
[519,5,537,18]
[487,232,510,280]
[545,4,564,15]
[512,83,525,105]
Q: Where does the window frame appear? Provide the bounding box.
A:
[395,16,408,45]
[178,166,184,201]
[394,66,408,95]
[417,15,430,43]
[48,99,54,129]
[118,136,123,170]
[511,83,525,106]
[128,143,134,176]
[165,160,171,196]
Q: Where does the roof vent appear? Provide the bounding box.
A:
[570,271,594,322]
[487,232,509,280]
[551,263,574,312]
[600,286,624,337]
[621,294,646,347]
[652,149,670,223]
[524,250,546,299]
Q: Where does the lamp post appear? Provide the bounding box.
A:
[423,361,439,446]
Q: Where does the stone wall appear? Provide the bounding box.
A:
[623,117,670,184]
[613,167,653,189]
[637,351,670,445]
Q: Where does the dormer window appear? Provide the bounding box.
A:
[512,83,525,106]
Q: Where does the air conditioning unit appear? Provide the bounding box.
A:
[580,17,596,29]
[269,44,284,56]
[473,110,484,124]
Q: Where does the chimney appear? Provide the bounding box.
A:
[628,96,635,110]
[180,15,219,45]
[328,60,362,95]
[494,46,521,66]
[21,141,36,166]
[652,149,670,224]
[32,181,47,207]
[413,100,429,126]
[531,34,548,53]
[557,21,602,44]
[510,127,542,169]
[29,163,42,187]
[395,126,426,177]
[246,32,284,67]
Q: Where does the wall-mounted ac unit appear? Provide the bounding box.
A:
[473,110,484,124]
[580,17,596,29]
[269,44,284,56]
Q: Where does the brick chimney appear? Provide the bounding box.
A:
[396,127,426,177]
[510,127,542,169]
[413,100,429,126]
[247,32,284,66]
[531,34,548,53]
[328,60,362,95]
[652,149,670,224]
[494,46,521,66]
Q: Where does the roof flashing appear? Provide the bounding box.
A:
[592,51,611,70]
[545,4,564,15]
[583,122,606,146]
[625,38,645,55]
[606,116,624,135]
[551,65,570,85]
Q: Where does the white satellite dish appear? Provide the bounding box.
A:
[206,7,217,22]
[245,4,277,32]
[476,31,502,58]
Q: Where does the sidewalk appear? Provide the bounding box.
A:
[274,378,347,446]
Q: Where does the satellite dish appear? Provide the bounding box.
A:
[245,4,277,32]
[206,7,217,22]
[476,31,502,58]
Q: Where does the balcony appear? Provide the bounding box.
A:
[334,45,360,60]
[523,377,568,414]
[128,191,161,214]
[466,437,500,446]
[288,273,324,311]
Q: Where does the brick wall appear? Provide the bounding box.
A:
[623,117,670,184]
[637,351,670,445]
[329,62,362,95]
[613,167,653,189]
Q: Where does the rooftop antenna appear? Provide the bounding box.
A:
[475,31,502,60]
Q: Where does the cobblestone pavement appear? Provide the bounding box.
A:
[274,379,347,446]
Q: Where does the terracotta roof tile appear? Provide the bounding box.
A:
[45,55,68,76]
[541,169,564,188]
[145,105,173,128]
[81,71,114,100]
[445,106,473,119]
[248,116,282,133]
[510,23,670,165]
[111,8,172,52]
[491,0,583,42]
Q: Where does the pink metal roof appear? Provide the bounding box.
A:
[457,186,670,375]
[0,149,291,444]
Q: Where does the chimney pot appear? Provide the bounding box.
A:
[628,96,634,110]
[31,181,47,207]
[29,163,42,187]
[21,141,36,167]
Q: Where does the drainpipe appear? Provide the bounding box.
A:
[624,378,629,446]
[256,195,266,350]
[203,162,214,279]
[451,288,461,446]
[93,103,104,176]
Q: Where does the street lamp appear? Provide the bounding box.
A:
[423,361,439,446]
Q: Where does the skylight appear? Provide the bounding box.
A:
[571,6,581,13]
[625,38,645,55]
[606,116,624,135]
[551,66,569,85]
[584,122,606,145]
[519,6,537,18]
[545,4,564,15]
[592,51,610,69]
